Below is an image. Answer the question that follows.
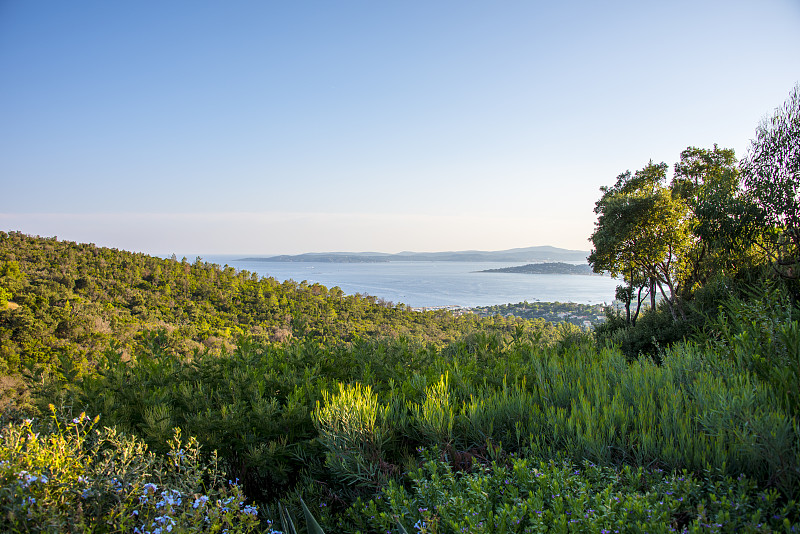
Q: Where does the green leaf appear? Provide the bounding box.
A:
[278,502,298,534]
[300,498,326,534]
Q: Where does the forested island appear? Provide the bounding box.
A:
[477,262,595,275]
[2,86,800,532]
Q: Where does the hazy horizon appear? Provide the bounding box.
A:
[3,1,799,255]
[229,244,589,257]
[0,231,590,260]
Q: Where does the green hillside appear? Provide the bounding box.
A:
[2,228,798,532]
[1,230,563,379]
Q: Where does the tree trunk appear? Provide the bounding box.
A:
[650,278,656,311]
[633,286,646,325]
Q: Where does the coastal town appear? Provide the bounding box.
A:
[410,301,609,327]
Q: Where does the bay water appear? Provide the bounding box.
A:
[203,256,619,308]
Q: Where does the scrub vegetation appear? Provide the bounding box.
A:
[1,85,799,532]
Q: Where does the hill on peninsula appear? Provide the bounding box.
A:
[238,245,588,263]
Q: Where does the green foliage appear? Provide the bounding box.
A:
[702,283,800,414]
[0,287,11,309]
[0,409,262,533]
[740,84,800,281]
[267,498,328,534]
[314,383,393,492]
[0,231,507,377]
[589,161,693,321]
[72,339,327,503]
[349,454,798,533]
[410,374,457,447]
[594,305,696,362]
[300,497,328,534]
[588,140,778,355]
[55,326,800,520]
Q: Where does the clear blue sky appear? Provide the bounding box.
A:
[2,1,799,255]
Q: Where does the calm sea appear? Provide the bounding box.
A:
[201,256,619,308]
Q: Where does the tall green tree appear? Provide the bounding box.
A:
[589,170,654,324]
[740,84,800,280]
[671,145,747,293]
[589,162,692,321]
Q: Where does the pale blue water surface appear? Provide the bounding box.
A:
[201,256,619,308]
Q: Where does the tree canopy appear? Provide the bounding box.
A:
[588,161,692,321]
[741,84,800,279]
[590,84,800,342]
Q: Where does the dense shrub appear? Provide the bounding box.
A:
[0,409,263,533]
[58,329,800,516]
[348,453,799,533]
[595,305,697,362]
[0,231,528,376]
[701,283,800,415]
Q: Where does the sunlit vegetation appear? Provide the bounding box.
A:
[1,410,262,534]
[1,85,799,532]
[0,230,542,380]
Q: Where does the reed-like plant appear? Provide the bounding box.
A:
[410,374,455,447]
[313,382,393,491]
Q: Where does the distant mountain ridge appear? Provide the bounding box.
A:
[238,246,589,263]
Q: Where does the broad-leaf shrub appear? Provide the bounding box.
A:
[349,453,799,533]
[595,304,696,362]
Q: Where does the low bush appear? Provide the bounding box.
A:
[348,452,799,533]
[595,305,696,362]
[0,408,263,533]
